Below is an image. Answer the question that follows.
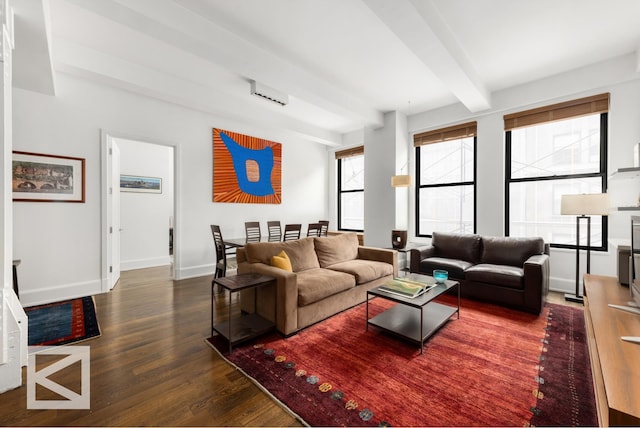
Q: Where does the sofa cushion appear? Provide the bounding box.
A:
[465,264,524,289]
[432,232,482,264]
[327,259,393,285]
[245,237,320,272]
[271,250,292,272]
[419,257,473,280]
[481,236,544,267]
[314,233,359,268]
[297,268,356,306]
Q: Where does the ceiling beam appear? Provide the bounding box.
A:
[54,39,343,146]
[363,0,491,112]
[62,0,384,129]
[12,0,56,95]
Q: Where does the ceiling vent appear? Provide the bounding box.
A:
[250,80,289,106]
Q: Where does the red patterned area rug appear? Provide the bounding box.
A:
[207,296,596,427]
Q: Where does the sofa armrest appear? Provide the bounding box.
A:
[357,246,398,276]
[237,261,299,335]
[409,245,435,273]
[523,253,550,314]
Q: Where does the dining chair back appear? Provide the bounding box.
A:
[318,220,329,237]
[244,221,261,242]
[306,222,323,237]
[267,221,281,242]
[283,224,302,241]
[210,225,227,279]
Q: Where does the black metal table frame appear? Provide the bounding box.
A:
[211,273,276,353]
[366,274,460,354]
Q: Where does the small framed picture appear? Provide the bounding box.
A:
[120,175,162,194]
[12,151,85,203]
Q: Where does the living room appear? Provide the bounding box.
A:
[2,0,640,424]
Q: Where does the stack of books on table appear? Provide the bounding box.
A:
[378,277,435,298]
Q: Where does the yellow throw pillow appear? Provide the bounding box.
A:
[271,250,293,272]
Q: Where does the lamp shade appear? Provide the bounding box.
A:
[391,175,411,187]
[561,193,610,216]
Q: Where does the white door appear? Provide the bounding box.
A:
[110,141,121,289]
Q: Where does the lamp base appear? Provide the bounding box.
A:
[564,293,584,304]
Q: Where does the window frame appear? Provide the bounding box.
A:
[337,153,364,232]
[414,135,477,238]
[505,112,608,251]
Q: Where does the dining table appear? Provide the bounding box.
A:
[223,237,268,248]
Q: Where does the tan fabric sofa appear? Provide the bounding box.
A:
[236,233,397,336]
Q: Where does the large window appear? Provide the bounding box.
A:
[337,146,364,231]
[415,122,476,236]
[505,93,608,249]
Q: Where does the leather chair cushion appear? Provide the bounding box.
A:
[432,232,482,264]
[419,257,474,280]
[481,236,544,267]
[297,268,355,306]
[327,259,393,284]
[465,264,524,289]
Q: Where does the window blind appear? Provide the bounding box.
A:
[335,145,364,159]
[413,121,477,147]
[504,93,609,131]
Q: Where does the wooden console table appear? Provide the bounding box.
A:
[583,274,640,426]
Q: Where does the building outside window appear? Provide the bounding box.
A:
[336,146,364,231]
[505,94,608,250]
[415,122,476,237]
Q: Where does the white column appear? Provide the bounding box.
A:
[363,111,409,247]
[0,0,27,394]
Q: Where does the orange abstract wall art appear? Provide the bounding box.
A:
[212,128,282,204]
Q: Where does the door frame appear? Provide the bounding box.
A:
[100,130,180,292]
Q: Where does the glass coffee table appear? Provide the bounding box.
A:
[366,273,460,354]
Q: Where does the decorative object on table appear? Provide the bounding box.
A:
[25,296,100,346]
[433,269,448,283]
[391,229,407,249]
[120,174,162,193]
[207,296,596,427]
[212,128,282,204]
[560,192,610,304]
[12,151,85,203]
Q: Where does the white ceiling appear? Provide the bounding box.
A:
[11,0,640,146]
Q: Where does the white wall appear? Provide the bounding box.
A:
[117,139,173,271]
[13,74,329,306]
[407,54,640,294]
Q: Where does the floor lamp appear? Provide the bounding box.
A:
[561,193,610,304]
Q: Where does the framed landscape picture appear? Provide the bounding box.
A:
[12,151,86,203]
[120,175,162,193]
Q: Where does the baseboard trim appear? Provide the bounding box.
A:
[121,256,172,272]
[19,279,102,307]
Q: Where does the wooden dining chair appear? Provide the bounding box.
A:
[244,221,261,242]
[267,221,281,242]
[283,224,302,241]
[318,220,329,237]
[210,225,228,280]
[306,222,322,237]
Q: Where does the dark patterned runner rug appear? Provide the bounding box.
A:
[207,297,596,426]
[529,303,597,426]
[25,296,101,346]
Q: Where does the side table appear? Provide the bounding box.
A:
[212,273,276,353]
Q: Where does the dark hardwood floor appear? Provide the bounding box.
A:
[0,266,302,427]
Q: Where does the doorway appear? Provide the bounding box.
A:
[101,131,178,291]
